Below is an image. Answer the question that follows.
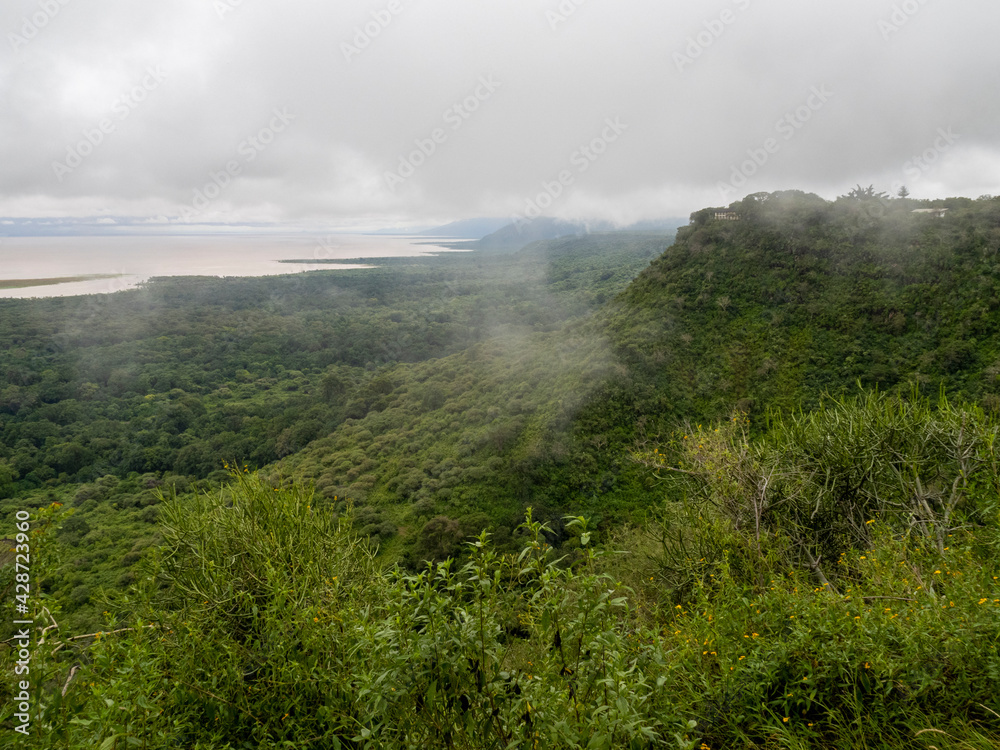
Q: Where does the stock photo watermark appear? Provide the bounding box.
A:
[179,107,296,221]
[310,235,342,261]
[511,116,627,225]
[718,85,833,200]
[878,0,933,41]
[674,0,752,72]
[341,0,410,62]
[384,75,501,192]
[11,509,32,736]
[51,66,168,183]
[7,0,72,53]
[889,127,959,195]
[215,0,249,21]
[546,0,589,31]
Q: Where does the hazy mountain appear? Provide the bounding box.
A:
[475,216,688,251]
[416,218,511,238]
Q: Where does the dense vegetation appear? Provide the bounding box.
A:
[0,233,664,628]
[5,393,999,748]
[3,192,1000,747]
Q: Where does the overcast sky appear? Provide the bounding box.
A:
[2,0,999,230]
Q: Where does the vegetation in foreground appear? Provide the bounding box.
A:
[3,391,999,748]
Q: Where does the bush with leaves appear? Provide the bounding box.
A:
[642,391,1000,598]
[5,475,696,749]
[632,390,1000,747]
[352,511,671,749]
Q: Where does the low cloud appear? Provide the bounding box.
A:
[1,0,998,227]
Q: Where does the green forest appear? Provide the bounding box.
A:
[3,191,1000,748]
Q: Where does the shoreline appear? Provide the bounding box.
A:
[0,274,124,290]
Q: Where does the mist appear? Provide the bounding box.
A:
[2,0,998,229]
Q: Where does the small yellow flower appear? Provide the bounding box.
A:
[783,717,789,723]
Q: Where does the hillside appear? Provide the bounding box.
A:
[4,195,1000,748]
[599,190,1000,421]
[464,191,1000,524]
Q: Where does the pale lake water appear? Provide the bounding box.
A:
[0,234,472,299]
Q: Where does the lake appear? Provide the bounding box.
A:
[0,233,472,299]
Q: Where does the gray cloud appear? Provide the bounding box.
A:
[2,0,998,227]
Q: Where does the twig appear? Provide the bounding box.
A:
[636,460,700,477]
[51,625,159,655]
[62,665,80,697]
[71,625,158,642]
[803,547,839,595]
[38,606,60,644]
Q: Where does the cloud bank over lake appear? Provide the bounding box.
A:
[2,0,999,227]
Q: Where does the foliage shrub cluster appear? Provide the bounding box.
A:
[4,392,999,748]
[3,473,692,748]
[640,391,1000,747]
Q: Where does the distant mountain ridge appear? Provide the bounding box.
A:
[415,218,511,238]
[414,216,688,252]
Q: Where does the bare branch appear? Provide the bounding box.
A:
[62,665,80,697]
